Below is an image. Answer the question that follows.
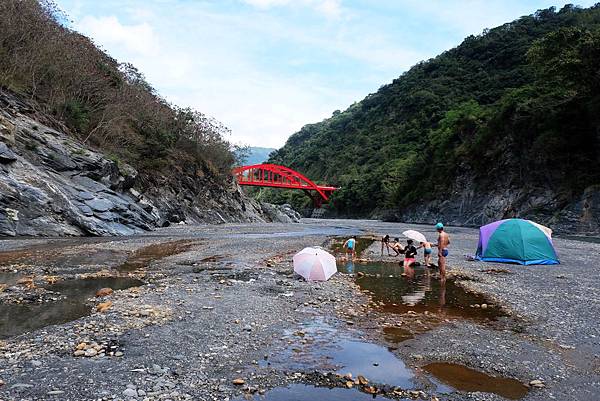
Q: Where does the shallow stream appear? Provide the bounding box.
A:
[0,276,142,339]
[259,261,527,400]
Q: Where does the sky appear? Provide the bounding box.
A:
[55,0,598,148]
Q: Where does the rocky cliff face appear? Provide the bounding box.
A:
[383,169,600,235]
[0,89,268,236]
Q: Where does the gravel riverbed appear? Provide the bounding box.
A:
[0,219,598,401]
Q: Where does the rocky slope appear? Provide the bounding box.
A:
[383,172,600,235]
[0,89,270,236]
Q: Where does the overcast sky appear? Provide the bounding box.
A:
[55,0,597,148]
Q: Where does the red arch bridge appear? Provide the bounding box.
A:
[232,163,338,208]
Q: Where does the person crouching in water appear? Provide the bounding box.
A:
[389,237,404,256]
[419,240,433,267]
[343,236,357,260]
[404,239,417,268]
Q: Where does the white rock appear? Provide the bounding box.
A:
[123,388,137,397]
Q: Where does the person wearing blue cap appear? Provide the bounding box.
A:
[435,222,450,279]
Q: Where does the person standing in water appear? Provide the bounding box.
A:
[381,235,391,256]
[418,240,433,267]
[343,236,357,260]
[404,239,417,269]
[435,223,450,279]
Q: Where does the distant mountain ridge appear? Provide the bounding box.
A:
[239,147,276,165]
[269,5,600,234]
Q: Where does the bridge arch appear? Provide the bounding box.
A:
[232,163,337,207]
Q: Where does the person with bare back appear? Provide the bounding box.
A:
[435,223,450,279]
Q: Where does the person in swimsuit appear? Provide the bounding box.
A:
[343,236,357,260]
[419,241,433,267]
[404,239,417,269]
[389,237,404,256]
[381,234,391,256]
[435,223,450,280]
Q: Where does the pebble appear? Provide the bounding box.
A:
[84,349,98,357]
[122,388,137,397]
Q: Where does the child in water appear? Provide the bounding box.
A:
[419,240,433,267]
[343,236,357,260]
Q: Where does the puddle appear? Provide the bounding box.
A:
[237,383,407,400]
[329,339,414,387]
[117,240,196,271]
[0,271,23,286]
[423,363,528,400]
[0,276,143,339]
[269,318,417,389]
[340,262,501,322]
[383,327,414,343]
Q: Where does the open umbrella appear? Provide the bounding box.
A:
[402,230,427,243]
[293,247,337,281]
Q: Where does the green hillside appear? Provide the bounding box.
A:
[268,5,600,217]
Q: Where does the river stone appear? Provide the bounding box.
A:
[122,388,137,397]
[85,198,114,212]
[0,142,17,163]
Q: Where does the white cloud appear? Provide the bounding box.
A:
[69,4,416,148]
[242,0,342,18]
[77,15,158,56]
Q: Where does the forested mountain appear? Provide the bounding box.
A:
[269,4,600,233]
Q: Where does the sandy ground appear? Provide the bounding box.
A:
[0,219,598,401]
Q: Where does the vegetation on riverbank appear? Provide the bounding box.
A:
[267,5,600,216]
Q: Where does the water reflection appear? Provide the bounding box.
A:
[344,261,354,274]
[424,363,529,400]
[269,318,417,389]
[339,262,500,321]
[0,277,142,338]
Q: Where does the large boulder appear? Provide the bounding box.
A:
[260,202,301,223]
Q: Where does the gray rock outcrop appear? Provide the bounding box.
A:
[0,89,266,236]
[383,169,600,235]
[260,203,302,223]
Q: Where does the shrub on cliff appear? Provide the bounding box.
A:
[0,0,234,179]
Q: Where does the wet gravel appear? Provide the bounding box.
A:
[0,219,598,401]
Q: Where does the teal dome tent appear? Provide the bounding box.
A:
[475,219,559,265]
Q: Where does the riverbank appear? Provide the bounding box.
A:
[0,219,598,401]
